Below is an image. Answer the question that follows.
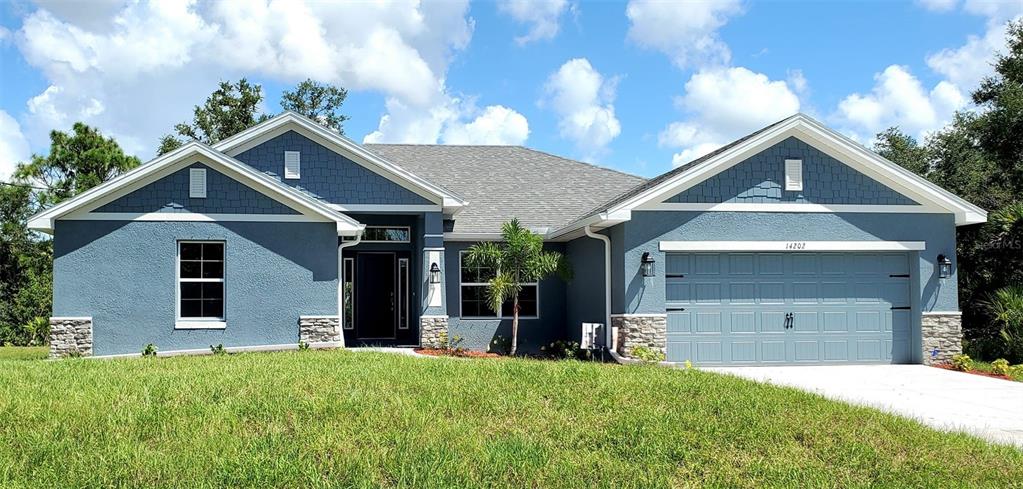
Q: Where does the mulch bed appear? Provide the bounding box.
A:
[934,363,1012,381]
[414,348,502,359]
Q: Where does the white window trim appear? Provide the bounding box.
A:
[284,151,301,179]
[359,225,412,243]
[458,250,540,320]
[175,240,226,329]
[342,257,355,330]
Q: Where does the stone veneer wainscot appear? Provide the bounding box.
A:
[921,312,963,366]
[420,315,449,348]
[298,316,341,345]
[49,317,93,358]
[612,314,667,358]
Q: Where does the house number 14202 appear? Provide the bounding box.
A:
[785,242,807,250]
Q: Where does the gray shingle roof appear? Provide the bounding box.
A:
[364,144,646,234]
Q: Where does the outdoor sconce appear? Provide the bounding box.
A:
[640,252,656,278]
[937,254,952,279]
[429,262,442,284]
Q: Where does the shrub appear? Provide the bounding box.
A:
[449,335,465,353]
[298,341,310,351]
[489,335,511,355]
[540,340,580,359]
[991,358,1011,376]
[985,285,1023,363]
[210,344,226,356]
[436,330,449,350]
[631,346,665,364]
[951,353,973,372]
[142,343,158,357]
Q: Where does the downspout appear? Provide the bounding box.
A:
[584,225,625,363]
[337,232,362,347]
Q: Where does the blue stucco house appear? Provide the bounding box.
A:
[32,112,986,366]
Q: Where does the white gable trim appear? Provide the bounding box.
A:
[28,142,364,236]
[64,212,326,223]
[212,112,467,212]
[647,202,947,214]
[625,115,985,224]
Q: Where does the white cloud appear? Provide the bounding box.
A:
[443,105,529,145]
[834,65,965,142]
[364,97,530,146]
[625,0,742,68]
[658,67,800,166]
[917,0,959,12]
[0,111,31,181]
[543,58,621,159]
[498,0,571,45]
[926,16,1016,92]
[962,0,1023,22]
[12,0,530,159]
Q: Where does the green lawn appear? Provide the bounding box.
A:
[0,346,47,361]
[0,349,1020,487]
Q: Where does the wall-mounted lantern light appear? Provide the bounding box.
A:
[640,252,656,278]
[429,262,442,284]
[937,254,952,279]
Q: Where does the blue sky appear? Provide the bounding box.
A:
[0,0,1020,181]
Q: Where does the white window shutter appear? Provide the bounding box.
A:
[189,168,207,198]
[284,151,301,179]
[784,158,803,191]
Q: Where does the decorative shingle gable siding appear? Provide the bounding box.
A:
[96,163,299,214]
[667,137,918,205]
[236,131,433,205]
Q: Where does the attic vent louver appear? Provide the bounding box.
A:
[784,158,803,191]
[284,151,301,179]
[189,168,207,198]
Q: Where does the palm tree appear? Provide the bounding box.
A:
[464,219,572,355]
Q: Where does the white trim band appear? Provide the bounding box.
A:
[658,240,926,252]
[923,311,963,316]
[66,212,327,223]
[610,313,668,318]
[175,320,227,330]
[50,316,92,321]
[645,202,943,214]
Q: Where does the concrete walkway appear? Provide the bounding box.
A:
[706,365,1023,448]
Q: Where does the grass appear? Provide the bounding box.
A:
[0,346,47,361]
[0,349,1021,488]
[971,360,1023,382]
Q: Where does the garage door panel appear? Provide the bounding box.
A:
[762,311,787,333]
[695,312,721,333]
[695,283,722,303]
[730,312,756,333]
[793,282,819,304]
[793,341,820,362]
[665,251,913,365]
[666,311,690,333]
[822,312,848,332]
[729,254,755,275]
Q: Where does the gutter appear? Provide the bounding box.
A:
[337,233,363,347]
[583,225,626,363]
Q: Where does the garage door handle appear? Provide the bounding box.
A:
[666,307,686,312]
[891,306,911,310]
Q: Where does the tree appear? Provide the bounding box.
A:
[873,127,930,177]
[14,123,141,207]
[972,20,1023,188]
[159,79,270,155]
[464,219,571,355]
[280,79,350,134]
[0,183,51,345]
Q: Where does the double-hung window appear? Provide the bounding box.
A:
[177,241,225,328]
[459,251,538,318]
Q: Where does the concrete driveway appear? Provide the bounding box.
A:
[706,365,1023,448]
